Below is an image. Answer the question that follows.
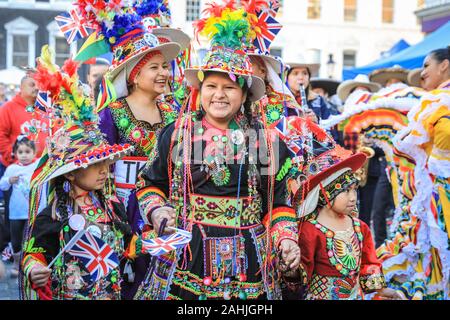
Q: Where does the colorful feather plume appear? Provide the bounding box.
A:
[33,45,96,127]
[75,0,142,45]
[195,4,256,50]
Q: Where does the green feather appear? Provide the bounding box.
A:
[211,19,250,49]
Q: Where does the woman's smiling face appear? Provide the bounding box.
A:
[200,72,247,126]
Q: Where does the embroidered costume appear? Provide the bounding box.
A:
[299,216,385,300]
[291,138,388,299]
[377,80,450,300]
[134,1,298,300]
[76,0,186,298]
[21,47,134,300]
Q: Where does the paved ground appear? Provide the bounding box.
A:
[0,261,20,300]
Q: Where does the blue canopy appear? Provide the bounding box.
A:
[379,39,410,60]
[343,21,450,80]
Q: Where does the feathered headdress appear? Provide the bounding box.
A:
[73,0,181,101]
[185,0,265,102]
[28,46,133,225]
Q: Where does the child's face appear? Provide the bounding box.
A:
[16,144,36,165]
[331,184,358,216]
[68,160,110,192]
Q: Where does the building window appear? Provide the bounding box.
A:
[47,21,77,66]
[270,48,283,58]
[307,0,321,20]
[54,37,72,66]
[344,0,357,22]
[12,35,29,67]
[382,0,394,24]
[343,50,357,68]
[5,17,37,69]
[186,0,201,22]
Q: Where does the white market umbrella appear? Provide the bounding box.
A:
[0,67,26,86]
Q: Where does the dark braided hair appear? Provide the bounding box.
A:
[96,190,132,237]
[54,176,131,237]
[54,176,71,225]
[429,46,450,64]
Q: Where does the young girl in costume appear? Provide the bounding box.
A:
[20,47,134,300]
[0,136,38,277]
[293,145,403,300]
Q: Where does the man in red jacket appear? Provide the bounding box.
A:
[0,76,48,258]
[0,76,48,167]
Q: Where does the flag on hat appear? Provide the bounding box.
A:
[55,9,93,44]
[252,9,282,53]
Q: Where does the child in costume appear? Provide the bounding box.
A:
[293,144,403,300]
[0,136,38,277]
[20,47,134,300]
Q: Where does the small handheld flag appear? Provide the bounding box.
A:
[35,91,51,113]
[142,228,192,256]
[67,231,119,282]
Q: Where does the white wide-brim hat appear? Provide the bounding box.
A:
[152,28,191,51]
[286,62,321,76]
[369,65,409,86]
[42,143,134,184]
[337,74,381,102]
[407,68,423,88]
[109,42,181,99]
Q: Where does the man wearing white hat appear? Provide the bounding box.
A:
[368,66,409,247]
[336,74,383,227]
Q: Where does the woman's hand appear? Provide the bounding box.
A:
[278,239,301,271]
[375,287,406,300]
[151,206,177,234]
[30,264,51,288]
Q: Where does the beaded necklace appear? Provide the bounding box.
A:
[169,113,261,300]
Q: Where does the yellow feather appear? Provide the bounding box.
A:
[37,45,57,73]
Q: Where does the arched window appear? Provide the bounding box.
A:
[5,17,38,68]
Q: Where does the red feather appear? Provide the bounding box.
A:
[62,59,80,78]
[306,119,328,142]
[34,64,63,98]
[241,0,269,14]
[192,18,206,42]
[202,0,236,17]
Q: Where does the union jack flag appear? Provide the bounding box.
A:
[67,231,119,282]
[35,91,51,113]
[275,117,304,156]
[253,9,282,54]
[142,229,192,256]
[268,0,281,15]
[55,9,93,44]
